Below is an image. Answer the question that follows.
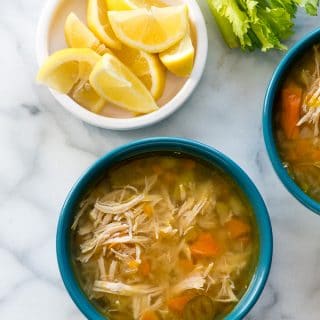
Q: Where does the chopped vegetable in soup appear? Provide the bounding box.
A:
[71,155,259,320]
[275,45,320,201]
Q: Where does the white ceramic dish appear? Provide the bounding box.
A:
[36,0,208,130]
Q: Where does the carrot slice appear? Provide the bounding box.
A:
[167,294,195,314]
[225,218,251,239]
[139,259,151,276]
[140,310,159,320]
[280,84,302,139]
[190,233,220,257]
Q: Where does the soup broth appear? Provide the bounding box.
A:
[71,154,259,320]
[274,45,320,201]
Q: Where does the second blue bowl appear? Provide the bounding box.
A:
[263,28,320,214]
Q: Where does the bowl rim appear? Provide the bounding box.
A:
[263,27,320,215]
[56,137,273,320]
[36,0,208,130]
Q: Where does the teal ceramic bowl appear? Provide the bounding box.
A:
[263,28,320,214]
[56,137,273,320]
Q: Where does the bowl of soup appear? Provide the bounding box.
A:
[57,137,272,320]
[263,28,320,214]
[36,0,207,130]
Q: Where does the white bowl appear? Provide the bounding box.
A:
[36,0,208,130]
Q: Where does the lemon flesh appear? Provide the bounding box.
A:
[87,0,121,49]
[65,12,109,55]
[37,48,100,93]
[106,0,166,10]
[65,12,99,49]
[37,48,105,113]
[114,46,165,99]
[159,33,195,77]
[89,53,158,113]
[108,5,188,53]
[71,79,105,112]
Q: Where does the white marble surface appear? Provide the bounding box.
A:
[1,1,320,319]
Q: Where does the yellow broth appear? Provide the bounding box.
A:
[274,45,320,201]
[71,154,259,320]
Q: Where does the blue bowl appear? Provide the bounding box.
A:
[56,137,273,320]
[263,28,320,214]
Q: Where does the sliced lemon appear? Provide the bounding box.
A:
[65,12,99,49]
[108,5,188,53]
[71,79,105,112]
[106,0,166,10]
[64,12,109,55]
[89,53,158,113]
[87,0,121,49]
[37,48,105,113]
[37,48,100,93]
[159,33,194,77]
[114,46,165,99]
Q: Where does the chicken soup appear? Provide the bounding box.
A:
[71,154,259,320]
[275,45,320,202]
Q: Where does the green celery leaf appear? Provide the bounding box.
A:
[247,28,263,50]
[297,0,319,15]
[207,0,319,51]
[260,7,294,39]
[251,22,285,51]
[260,0,297,17]
[208,0,252,48]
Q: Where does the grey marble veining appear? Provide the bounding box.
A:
[1,1,320,319]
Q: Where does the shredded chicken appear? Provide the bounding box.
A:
[171,273,205,295]
[204,262,214,277]
[97,257,106,280]
[178,197,208,235]
[95,194,145,214]
[72,162,255,319]
[93,281,162,296]
[103,235,149,245]
[215,276,239,303]
[110,249,129,261]
[135,245,141,264]
[72,199,93,230]
[108,260,118,280]
[298,45,320,136]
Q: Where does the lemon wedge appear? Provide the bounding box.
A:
[159,33,194,77]
[114,46,165,99]
[87,0,121,49]
[106,0,166,10]
[65,12,99,49]
[70,81,105,112]
[37,48,105,113]
[108,5,188,53]
[64,12,109,55]
[89,53,158,113]
[37,48,100,93]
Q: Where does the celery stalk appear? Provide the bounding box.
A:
[207,2,240,48]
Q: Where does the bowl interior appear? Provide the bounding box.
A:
[57,138,272,320]
[263,28,320,214]
[36,0,208,129]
